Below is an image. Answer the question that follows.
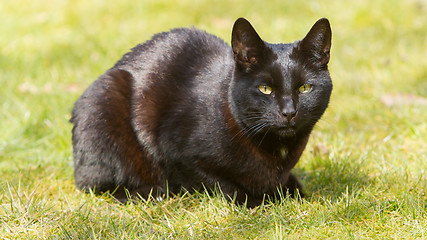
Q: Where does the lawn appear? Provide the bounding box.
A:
[1,0,426,239]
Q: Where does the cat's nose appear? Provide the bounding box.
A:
[282,109,296,121]
[280,97,296,121]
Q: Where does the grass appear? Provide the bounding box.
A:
[1,0,426,238]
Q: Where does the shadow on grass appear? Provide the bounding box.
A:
[297,154,371,201]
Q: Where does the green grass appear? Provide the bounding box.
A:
[1,0,426,238]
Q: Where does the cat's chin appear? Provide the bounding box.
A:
[277,127,296,138]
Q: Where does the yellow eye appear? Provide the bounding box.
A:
[298,84,312,93]
[258,85,272,95]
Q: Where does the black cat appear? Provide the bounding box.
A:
[71,17,332,207]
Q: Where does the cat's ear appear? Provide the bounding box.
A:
[231,18,267,71]
[298,18,332,67]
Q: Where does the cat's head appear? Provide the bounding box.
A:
[229,17,332,140]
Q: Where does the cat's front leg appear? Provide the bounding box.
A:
[284,172,304,199]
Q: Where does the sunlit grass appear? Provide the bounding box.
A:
[1,0,426,238]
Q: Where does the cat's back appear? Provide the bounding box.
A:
[114,27,233,78]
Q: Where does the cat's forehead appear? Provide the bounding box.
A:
[267,43,296,68]
[262,42,307,87]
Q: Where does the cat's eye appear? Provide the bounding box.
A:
[298,84,312,94]
[258,85,272,95]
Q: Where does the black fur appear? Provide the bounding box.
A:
[71,18,332,207]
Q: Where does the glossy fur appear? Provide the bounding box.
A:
[71,18,332,207]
